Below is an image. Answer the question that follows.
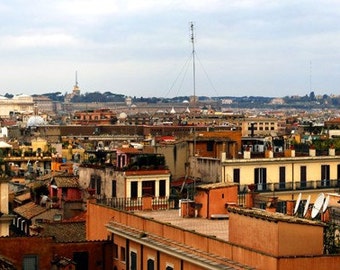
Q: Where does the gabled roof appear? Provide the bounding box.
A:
[36,171,64,182]
[52,175,79,188]
[13,202,47,219]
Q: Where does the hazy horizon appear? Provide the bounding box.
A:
[1,1,340,98]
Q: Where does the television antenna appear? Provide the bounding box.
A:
[311,193,325,219]
[294,193,302,215]
[303,195,311,217]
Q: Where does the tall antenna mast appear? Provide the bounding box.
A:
[190,22,197,195]
[190,22,196,107]
[190,22,197,151]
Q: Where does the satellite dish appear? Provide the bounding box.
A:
[311,193,325,219]
[294,193,302,215]
[322,195,330,213]
[303,195,311,217]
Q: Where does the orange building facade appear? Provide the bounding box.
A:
[87,199,340,270]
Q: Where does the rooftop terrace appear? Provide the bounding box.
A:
[135,209,229,241]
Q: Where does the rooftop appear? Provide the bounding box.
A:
[135,209,229,241]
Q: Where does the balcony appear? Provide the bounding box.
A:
[97,196,176,211]
[239,179,340,194]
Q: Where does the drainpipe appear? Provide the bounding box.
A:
[207,190,210,218]
[292,162,294,199]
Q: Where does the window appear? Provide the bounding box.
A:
[233,168,240,184]
[142,181,155,196]
[166,266,174,270]
[130,251,137,270]
[147,259,154,270]
[90,175,101,195]
[207,141,214,152]
[23,255,38,270]
[337,164,340,180]
[113,244,118,259]
[73,252,89,270]
[120,247,126,262]
[279,167,285,189]
[300,166,307,188]
[159,180,166,197]
[321,165,330,187]
[131,181,138,198]
[112,180,117,197]
[254,168,267,191]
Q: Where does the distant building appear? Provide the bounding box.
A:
[0,94,34,117]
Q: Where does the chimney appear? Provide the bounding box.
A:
[286,200,295,216]
[243,147,251,159]
[221,152,226,162]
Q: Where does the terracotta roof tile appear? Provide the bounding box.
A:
[40,222,86,242]
[14,192,31,203]
[53,176,79,188]
[13,202,47,219]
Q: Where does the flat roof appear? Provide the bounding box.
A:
[135,209,229,241]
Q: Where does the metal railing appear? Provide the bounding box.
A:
[97,196,177,211]
[240,179,340,193]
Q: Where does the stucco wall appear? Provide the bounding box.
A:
[229,211,324,257]
[87,202,340,270]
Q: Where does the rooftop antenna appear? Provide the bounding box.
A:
[190,22,196,109]
[190,22,197,199]
[190,22,197,157]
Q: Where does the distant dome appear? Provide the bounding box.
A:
[183,100,189,103]
[27,116,45,127]
[119,112,127,119]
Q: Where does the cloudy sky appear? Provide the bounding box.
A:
[1,0,340,98]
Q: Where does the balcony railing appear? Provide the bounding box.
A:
[239,179,340,194]
[97,196,176,211]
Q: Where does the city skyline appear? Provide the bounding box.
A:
[1,1,340,98]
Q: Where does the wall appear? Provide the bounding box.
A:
[229,210,324,257]
[87,201,340,270]
[0,236,112,270]
[195,185,238,218]
[155,140,188,181]
[222,155,340,187]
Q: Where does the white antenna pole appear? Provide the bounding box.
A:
[190,22,196,106]
[190,22,197,159]
[190,22,197,199]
